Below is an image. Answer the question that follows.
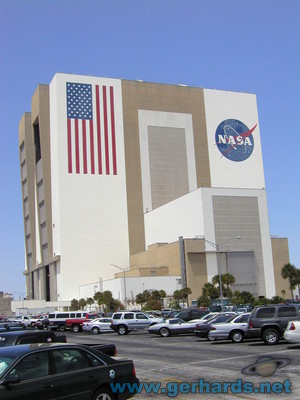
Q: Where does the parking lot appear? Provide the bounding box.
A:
[67,330,299,399]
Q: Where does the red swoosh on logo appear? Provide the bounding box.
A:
[221,124,257,157]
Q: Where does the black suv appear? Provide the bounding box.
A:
[247,304,300,345]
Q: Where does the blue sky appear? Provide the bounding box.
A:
[0,0,299,297]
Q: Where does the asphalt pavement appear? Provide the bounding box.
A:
[66,330,300,399]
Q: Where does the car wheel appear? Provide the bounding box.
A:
[72,324,80,333]
[92,388,115,400]
[262,328,280,345]
[58,324,66,332]
[117,325,128,335]
[159,327,170,337]
[231,330,244,343]
[207,334,216,341]
[92,327,100,335]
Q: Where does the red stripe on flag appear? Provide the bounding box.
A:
[67,119,72,173]
[96,85,102,174]
[103,86,110,175]
[110,86,117,175]
[82,120,87,174]
[75,119,80,173]
[90,120,95,174]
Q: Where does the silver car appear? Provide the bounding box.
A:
[82,317,113,334]
[148,317,212,337]
[208,313,250,342]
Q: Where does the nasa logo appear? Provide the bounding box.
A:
[215,119,257,162]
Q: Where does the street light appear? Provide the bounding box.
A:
[200,236,242,310]
[110,264,127,309]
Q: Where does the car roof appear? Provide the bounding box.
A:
[0,330,31,337]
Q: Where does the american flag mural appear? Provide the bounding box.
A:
[66,82,117,175]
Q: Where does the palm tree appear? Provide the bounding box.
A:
[281,289,286,299]
[86,297,94,311]
[222,273,235,290]
[202,283,219,301]
[281,263,297,300]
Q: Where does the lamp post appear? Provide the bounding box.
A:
[110,264,127,309]
[201,236,242,310]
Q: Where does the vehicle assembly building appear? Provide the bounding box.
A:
[19,73,290,303]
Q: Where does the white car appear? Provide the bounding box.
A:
[208,313,250,342]
[284,321,300,343]
[82,317,113,334]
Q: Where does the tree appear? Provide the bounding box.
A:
[135,290,151,309]
[271,296,284,304]
[173,287,192,307]
[281,263,297,300]
[181,287,192,307]
[78,298,87,310]
[197,294,210,307]
[102,291,115,311]
[94,291,104,309]
[86,297,94,310]
[281,289,286,299]
[222,273,235,290]
[202,283,218,301]
[70,298,79,311]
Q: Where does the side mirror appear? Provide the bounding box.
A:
[1,374,21,387]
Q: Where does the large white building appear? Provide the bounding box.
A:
[19,73,290,303]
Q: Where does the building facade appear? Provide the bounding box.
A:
[19,73,288,302]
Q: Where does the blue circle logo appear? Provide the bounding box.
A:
[215,119,257,162]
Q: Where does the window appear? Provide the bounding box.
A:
[278,307,297,317]
[124,313,134,320]
[9,352,49,380]
[256,308,275,318]
[18,336,39,344]
[33,122,41,163]
[52,349,95,373]
[56,313,70,319]
[112,313,122,320]
[136,313,148,320]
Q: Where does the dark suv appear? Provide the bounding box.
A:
[175,308,209,322]
[247,304,300,345]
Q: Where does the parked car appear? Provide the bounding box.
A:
[11,316,37,327]
[247,304,300,345]
[208,313,250,342]
[65,313,100,333]
[148,317,211,337]
[194,313,237,340]
[0,322,26,332]
[284,321,300,343]
[0,343,139,399]
[110,311,164,335]
[0,330,67,346]
[174,308,209,322]
[164,310,181,319]
[82,318,114,335]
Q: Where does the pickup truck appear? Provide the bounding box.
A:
[11,315,38,327]
[0,330,117,356]
[65,313,99,332]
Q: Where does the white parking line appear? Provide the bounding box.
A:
[190,348,296,365]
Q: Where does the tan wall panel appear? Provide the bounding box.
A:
[271,238,291,298]
[121,81,210,257]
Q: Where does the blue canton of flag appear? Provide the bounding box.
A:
[67,82,93,120]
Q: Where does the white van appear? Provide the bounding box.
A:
[48,311,87,331]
